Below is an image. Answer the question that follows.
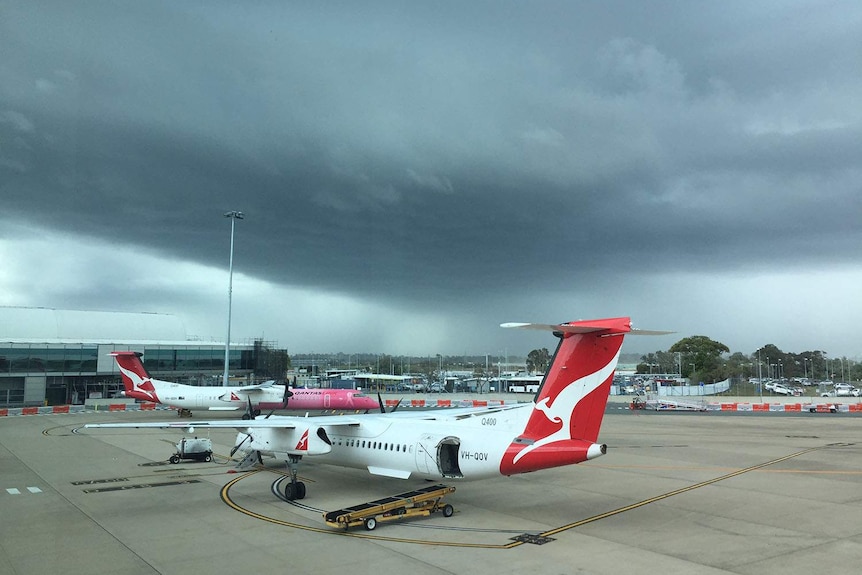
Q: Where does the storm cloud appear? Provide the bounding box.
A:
[2,1,861,357]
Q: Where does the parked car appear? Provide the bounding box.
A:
[428,382,446,393]
[822,383,860,397]
[772,384,802,396]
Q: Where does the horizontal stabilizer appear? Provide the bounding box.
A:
[502,317,672,336]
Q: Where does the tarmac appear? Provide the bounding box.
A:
[2,399,861,575]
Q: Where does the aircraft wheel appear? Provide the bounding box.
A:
[169,455,180,464]
[241,413,250,420]
[284,481,306,501]
[364,517,377,531]
[253,409,261,417]
[204,453,212,462]
[442,504,454,518]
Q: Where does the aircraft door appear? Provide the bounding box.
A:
[416,434,436,475]
[416,434,463,478]
[323,393,330,409]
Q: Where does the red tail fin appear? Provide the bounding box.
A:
[110,351,159,402]
[499,317,630,475]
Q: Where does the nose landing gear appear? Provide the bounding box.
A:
[283,454,306,500]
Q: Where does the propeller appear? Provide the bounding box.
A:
[243,396,256,420]
[230,432,253,457]
[260,385,292,419]
[375,393,403,414]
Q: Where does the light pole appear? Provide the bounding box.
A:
[223,211,244,386]
[689,363,696,396]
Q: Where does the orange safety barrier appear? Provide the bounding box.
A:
[848,403,862,412]
[0,408,7,417]
[751,403,769,411]
[140,402,157,410]
[436,399,451,407]
[410,399,426,408]
[108,404,126,412]
[783,404,802,412]
[472,400,488,407]
[52,405,70,414]
[384,399,399,407]
[719,403,737,411]
[22,407,39,415]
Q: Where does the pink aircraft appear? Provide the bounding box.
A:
[110,351,379,416]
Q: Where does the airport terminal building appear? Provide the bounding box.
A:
[0,306,262,407]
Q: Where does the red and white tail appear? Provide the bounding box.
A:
[110,351,160,402]
[499,317,632,475]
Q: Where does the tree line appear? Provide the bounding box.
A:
[636,336,860,384]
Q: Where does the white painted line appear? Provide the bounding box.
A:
[6,488,21,495]
[27,486,42,493]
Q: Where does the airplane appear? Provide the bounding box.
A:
[88,317,668,501]
[108,351,380,416]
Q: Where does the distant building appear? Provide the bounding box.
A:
[0,306,261,407]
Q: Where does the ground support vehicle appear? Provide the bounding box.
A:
[808,403,839,413]
[324,484,455,531]
[169,437,213,464]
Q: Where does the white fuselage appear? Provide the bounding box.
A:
[142,379,286,411]
[241,405,535,481]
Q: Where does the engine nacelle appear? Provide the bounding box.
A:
[218,391,241,402]
[236,426,332,456]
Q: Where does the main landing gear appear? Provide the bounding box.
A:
[283,454,306,500]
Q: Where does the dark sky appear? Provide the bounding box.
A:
[2,1,861,359]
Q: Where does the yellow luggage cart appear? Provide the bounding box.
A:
[324,484,455,531]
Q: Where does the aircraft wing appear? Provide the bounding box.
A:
[372,403,526,422]
[85,414,363,431]
[83,403,522,432]
[234,380,277,392]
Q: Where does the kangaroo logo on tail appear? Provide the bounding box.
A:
[110,351,160,403]
[499,317,632,475]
